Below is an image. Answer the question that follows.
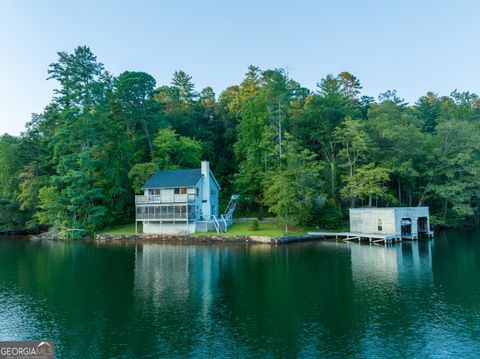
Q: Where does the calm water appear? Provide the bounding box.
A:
[1,231,480,358]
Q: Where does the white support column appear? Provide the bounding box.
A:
[186,205,189,234]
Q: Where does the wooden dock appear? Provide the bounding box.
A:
[307,231,403,244]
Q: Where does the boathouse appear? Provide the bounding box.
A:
[349,207,432,239]
[308,207,433,243]
[135,161,238,234]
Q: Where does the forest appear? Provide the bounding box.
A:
[1,45,480,237]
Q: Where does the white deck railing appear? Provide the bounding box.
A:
[135,194,195,204]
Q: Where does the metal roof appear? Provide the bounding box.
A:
[142,168,203,189]
[349,207,429,210]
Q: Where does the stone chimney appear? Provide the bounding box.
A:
[201,161,211,217]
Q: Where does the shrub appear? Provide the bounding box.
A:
[311,198,345,229]
[249,220,260,231]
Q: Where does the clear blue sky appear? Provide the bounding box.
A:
[1,0,480,135]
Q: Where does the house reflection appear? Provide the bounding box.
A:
[133,244,222,310]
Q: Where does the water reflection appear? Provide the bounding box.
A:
[1,234,480,358]
[349,242,402,283]
[132,243,360,357]
[348,240,435,284]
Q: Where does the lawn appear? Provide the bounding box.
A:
[195,221,308,237]
[100,221,307,237]
[100,223,141,235]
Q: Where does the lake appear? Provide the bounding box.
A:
[1,231,480,358]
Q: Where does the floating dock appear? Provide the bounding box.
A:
[307,231,404,244]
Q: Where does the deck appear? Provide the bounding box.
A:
[308,231,434,244]
[307,231,403,244]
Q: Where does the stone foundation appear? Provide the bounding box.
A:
[94,234,324,244]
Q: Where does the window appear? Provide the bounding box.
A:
[180,188,187,194]
[188,205,196,220]
[377,219,383,232]
[211,189,217,196]
[174,188,180,194]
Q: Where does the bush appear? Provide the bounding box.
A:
[311,199,345,230]
[249,220,260,231]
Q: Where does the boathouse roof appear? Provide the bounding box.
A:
[349,207,429,211]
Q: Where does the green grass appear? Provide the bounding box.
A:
[308,226,349,233]
[100,223,141,235]
[100,221,307,237]
[196,221,307,237]
[229,210,274,219]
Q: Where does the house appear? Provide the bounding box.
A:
[135,161,237,234]
[349,207,433,239]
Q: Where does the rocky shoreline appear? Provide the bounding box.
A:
[93,233,324,244]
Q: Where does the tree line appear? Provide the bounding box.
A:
[1,45,479,236]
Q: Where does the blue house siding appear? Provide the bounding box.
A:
[135,161,222,234]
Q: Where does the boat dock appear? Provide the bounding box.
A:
[307,231,404,244]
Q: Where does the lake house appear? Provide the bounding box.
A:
[349,207,433,239]
[135,161,237,234]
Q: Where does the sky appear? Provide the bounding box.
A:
[1,0,480,135]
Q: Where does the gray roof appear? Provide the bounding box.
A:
[142,168,202,189]
[349,207,429,210]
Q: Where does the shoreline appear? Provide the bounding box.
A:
[93,233,324,244]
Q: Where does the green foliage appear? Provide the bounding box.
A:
[334,117,370,207]
[38,152,107,237]
[291,72,360,199]
[0,135,21,200]
[171,70,198,103]
[0,198,28,232]
[112,71,163,160]
[341,164,391,206]
[153,128,203,169]
[263,134,323,234]
[310,198,345,230]
[233,68,306,210]
[422,119,480,224]
[3,45,480,236]
[128,162,158,194]
[36,46,112,236]
[249,220,260,231]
